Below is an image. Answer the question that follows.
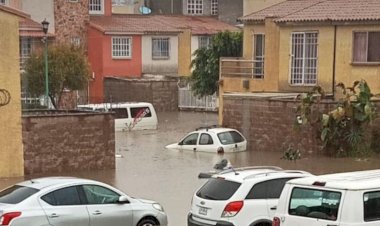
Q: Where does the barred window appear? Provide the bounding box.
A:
[198,36,212,49]
[112,37,132,58]
[112,0,127,6]
[211,0,218,15]
[253,34,265,78]
[71,37,81,47]
[89,0,104,14]
[0,0,7,5]
[152,38,170,59]
[187,0,203,15]
[290,32,318,85]
[20,37,32,70]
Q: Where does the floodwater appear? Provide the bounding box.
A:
[1,111,380,225]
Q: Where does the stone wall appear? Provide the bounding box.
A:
[54,0,89,47]
[218,0,243,25]
[22,111,115,175]
[222,95,380,154]
[104,77,179,112]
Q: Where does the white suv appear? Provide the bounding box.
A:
[273,169,380,226]
[188,166,312,226]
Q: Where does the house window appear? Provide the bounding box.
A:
[152,38,170,59]
[253,34,265,78]
[198,36,212,49]
[89,0,104,14]
[20,37,32,70]
[0,0,7,5]
[71,37,81,47]
[187,0,203,15]
[290,32,318,85]
[353,32,380,63]
[112,0,127,6]
[211,0,218,15]
[112,37,132,58]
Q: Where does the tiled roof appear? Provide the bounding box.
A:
[0,4,29,18]
[90,14,239,35]
[241,0,380,23]
[19,18,54,38]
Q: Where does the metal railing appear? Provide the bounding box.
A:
[178,85,217,112]
[220,57,263,79]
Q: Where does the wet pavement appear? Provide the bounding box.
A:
[1,111,380,225]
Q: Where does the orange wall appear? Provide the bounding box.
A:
[104,0,112,16]
[87,26,142,103]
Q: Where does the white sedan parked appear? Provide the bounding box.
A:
[166,127,247,153]
[0,177,167,226]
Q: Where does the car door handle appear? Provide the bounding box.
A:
[92,210,102,215]
[270,206,277,210]
[193,148,196,151]
[49,213,59,218]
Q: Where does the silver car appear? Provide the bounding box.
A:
[0,177,167,226]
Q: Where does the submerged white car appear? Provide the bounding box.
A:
[0,177,167,226]
[166,127,247,153]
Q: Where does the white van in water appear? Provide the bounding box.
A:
[273,169,380,226]
[78,102,158,131]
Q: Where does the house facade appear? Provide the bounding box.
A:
[0,5,28,177]
[243,0,286,16]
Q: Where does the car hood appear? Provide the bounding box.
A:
[165,143,180,150]
[136,198,156,204]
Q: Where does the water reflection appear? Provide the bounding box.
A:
[0,111,379,226]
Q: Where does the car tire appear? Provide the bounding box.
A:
[137,218,158,226]
[254,223,271,226]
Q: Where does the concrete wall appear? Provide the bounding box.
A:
[218,0,243,25]
[222,95,380,154]
[178,29,192,76]
[148,0,182,14]
[104,77,179,112]
[0,10,24,177]
[142,35,178,75]
[22,111,115,175]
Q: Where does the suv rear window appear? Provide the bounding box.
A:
[0,185,39,204]
[289,187,341,221]
[217,131,244,145]
[364,191,380,221]
[196,178,241,200]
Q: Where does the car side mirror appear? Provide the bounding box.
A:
[118,196,130,204]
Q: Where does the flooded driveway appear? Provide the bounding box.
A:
[1,111,380,225]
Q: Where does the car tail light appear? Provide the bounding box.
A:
[1,212,21,225]
[217,147,224,154]
[272,217,280,226]
[221,201,243,217]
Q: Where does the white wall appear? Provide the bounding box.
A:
[142,35,179,75]
[21,0,55,33]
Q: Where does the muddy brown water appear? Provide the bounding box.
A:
[1,111,380,225]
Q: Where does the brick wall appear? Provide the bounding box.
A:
[104,77,179,112]
[22,111,115,175]
[222,95,380,154]
[54,0,89,47]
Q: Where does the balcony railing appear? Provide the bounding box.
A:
[220,57,263,79]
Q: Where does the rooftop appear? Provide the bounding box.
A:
[90,14,239,35]
[241,0,380,23]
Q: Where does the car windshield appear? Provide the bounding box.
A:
[0,185,39,204]
[217,131,245,145]
[196,178,241,200]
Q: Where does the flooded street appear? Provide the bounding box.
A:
[1,111,380,225]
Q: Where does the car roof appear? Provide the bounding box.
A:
[195,127,237,134]
[16,177,99,190]
[214,166,311,183]
[78,102,153,109]
[287,169,380,190]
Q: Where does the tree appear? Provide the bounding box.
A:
[24,44,90,109]
[189,31,243,97]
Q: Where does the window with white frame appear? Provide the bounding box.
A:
[198,36,212,49]
[0,0,7,5]
[112,0,127,6]
[353,31,380,63]
[290,32,318,85]
[112,37,132,58]
[71,37,81,47]
[152,38,170,59]
[89,0,104,14]
[211,0,218,15]
[20,37,32,70]
[253,34,265,78]
[187,0,203,15]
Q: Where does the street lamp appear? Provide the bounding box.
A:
[41,19,49,107]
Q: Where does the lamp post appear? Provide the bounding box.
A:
[41,19,49,107]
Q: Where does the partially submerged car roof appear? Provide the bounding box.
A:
[287,169,380,191]
[16,177,98,190]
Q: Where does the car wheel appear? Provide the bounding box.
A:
[137,218,158,226]
[254,223,271,226]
